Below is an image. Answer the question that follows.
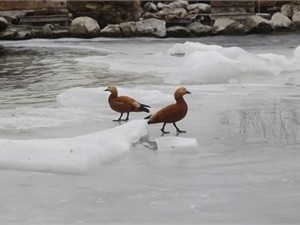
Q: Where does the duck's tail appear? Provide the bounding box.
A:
[139,103,150,113]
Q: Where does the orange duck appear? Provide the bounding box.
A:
[145,87,191,133]
[105,86,150,121]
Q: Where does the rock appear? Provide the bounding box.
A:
[69,16,100,37]
[101,24,121,37]
[187,3,211,13]
[187,22,214,37]
[67,1,142,27]
[166,26,189,37]
[291,11,300,29]
[168,0,189,9]
[0,17,8,32]
[0,28,17,40]
[52,29,70,38]
[157,8,187,19]
[120,21,136,37]
[270,12,292,30]
[157,2,169,10]
[135,18,166,37]
[143,2,158,13]
[281,2,300,18]
[42,24,55,36]
[214,18,247,35]
[245,15,273,34]
[15,30,32,40]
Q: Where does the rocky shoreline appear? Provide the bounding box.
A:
[1,1,300,40]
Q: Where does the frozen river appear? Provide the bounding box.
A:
[0,34,300,223]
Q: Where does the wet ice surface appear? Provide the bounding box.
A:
[0,35,300,223]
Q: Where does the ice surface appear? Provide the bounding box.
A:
[1,36,300,223]
[156,136,198,151]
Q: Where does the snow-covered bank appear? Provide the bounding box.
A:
[0,120,148,174]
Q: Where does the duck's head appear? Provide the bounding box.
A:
[174,87,191,99]
[105,85,118,96]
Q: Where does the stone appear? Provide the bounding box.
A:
[245,15,273,34]
[187,22,214,37]
[0,28,17,39]
[0,17,8,32]
[214,18,247,35]
[15,30,32,40]
[187,3,211,13]
[281,2,300,18]
[101,24,122,37]
[291,11,300,29]
[120,21,136,37]
[157,2,169,10]
[67,1,142,26]
[166,26,189,37]
[157,8,187,19]
[168,0,189,9]
[135,18,166,37]
[143,2,158,13]
[69,16,100,37]
[42,24,55,36]
[270,12,292,30]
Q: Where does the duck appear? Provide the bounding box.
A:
[145,87,191,133]
[105,86,150,121]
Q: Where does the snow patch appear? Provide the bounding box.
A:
[0,120,148,174]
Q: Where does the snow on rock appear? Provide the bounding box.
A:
[0,120,148,174]
[156,136,198,151]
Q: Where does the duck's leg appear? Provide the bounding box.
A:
[160,123,170,134]
[113,113,124,122]
[123,112,130,121]
[173,123,186,133]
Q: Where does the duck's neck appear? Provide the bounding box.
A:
[109,90,118,99]
[175,96,187,105]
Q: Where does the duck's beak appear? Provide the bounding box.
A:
[186,90,191,94]
[104,88,108,91]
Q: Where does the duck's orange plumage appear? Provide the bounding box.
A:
[105,86,150,121]
[145,87,191,133]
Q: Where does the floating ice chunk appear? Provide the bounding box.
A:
[155,136,198,151]
[165,51,242,84]
[258,53,289,75]
[168,41,222,56]
[0,120,148,174]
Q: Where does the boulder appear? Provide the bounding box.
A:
[143,2,158,13]
[291,11,300,29]
[157,8,187,19]
[168,0,189,9]
[67,1,142,27]
[120,21,136,37]
[270,12,292,30]
[187,22,214,37]
[187,3,211,13]
[42,24,55,36]
[0,28,17,39]
[135,18,166,37]
[0,17,8,32]
[245,15,273,34]
[101,24,122,37]
[166,26,189,37]
[69,16,100,37]
[157,2,168,10]
[281,2,300,18]
[15,30,32,40]
[214,18,247,35]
